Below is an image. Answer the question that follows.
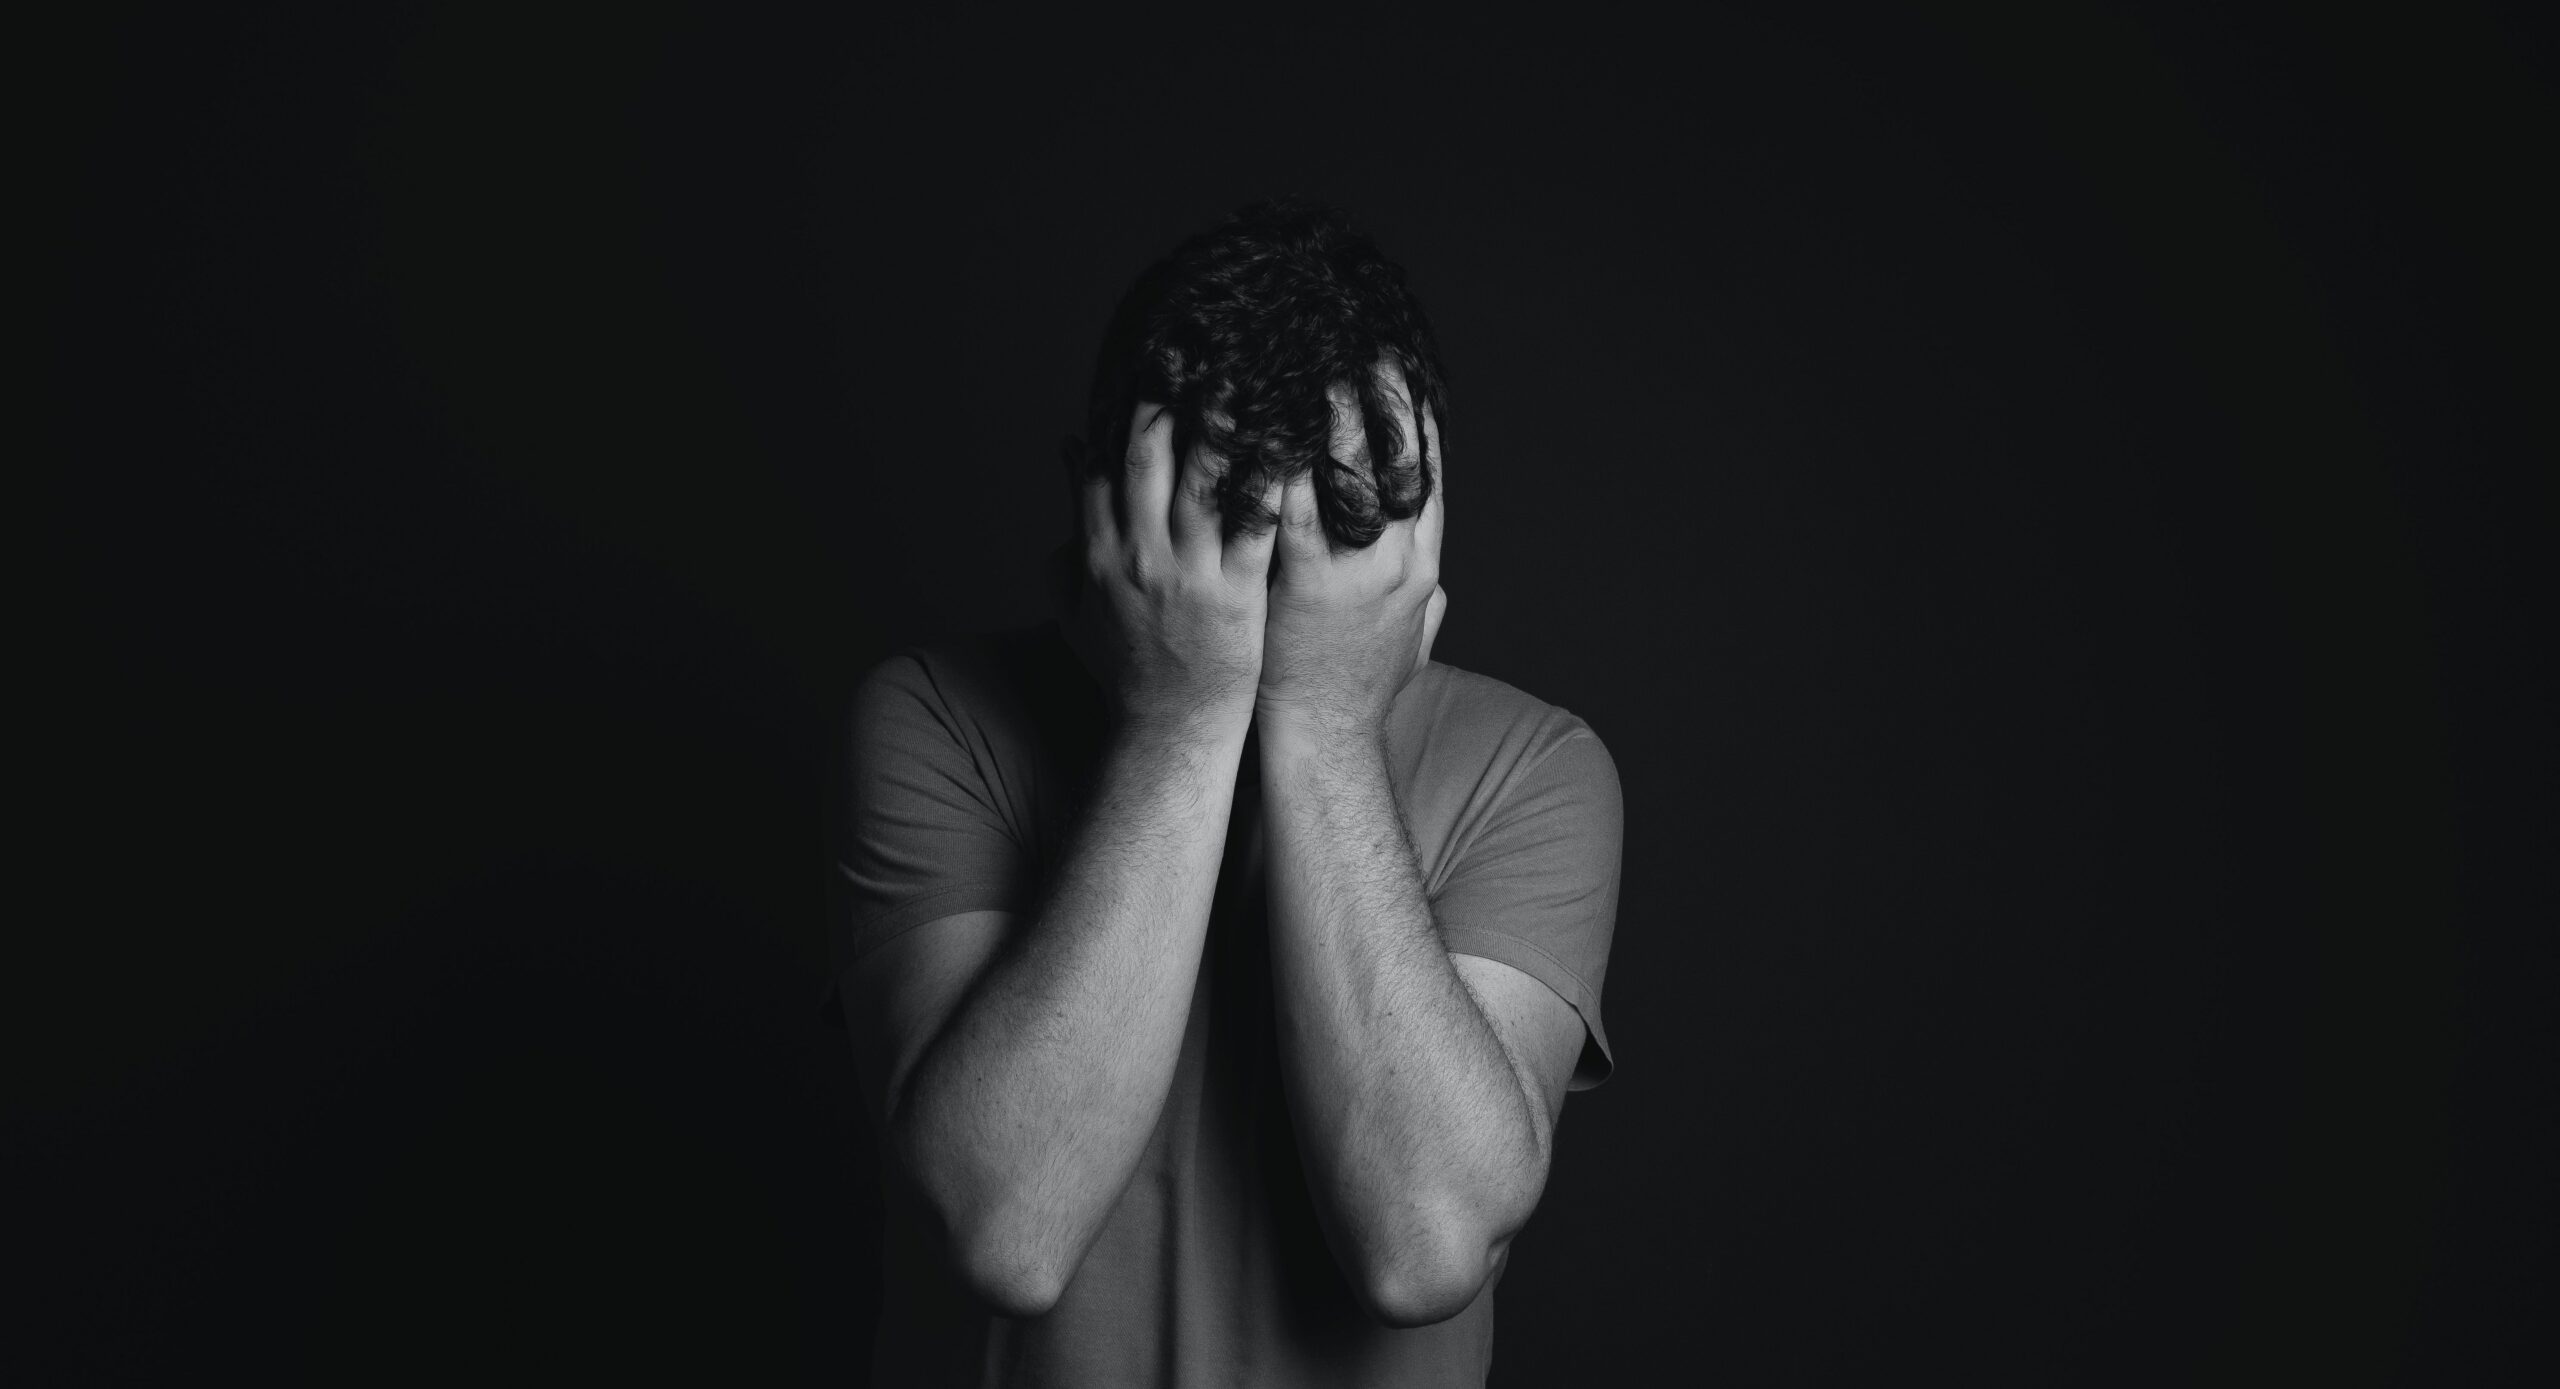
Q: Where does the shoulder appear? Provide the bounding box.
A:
[1398,659,1613,781]
[840,620,1103,814]
[847,619,1083,729]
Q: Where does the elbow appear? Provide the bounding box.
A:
[1353,1224,1503,1329]
[952,1227,1070,1320]
[1354,1180,1542,1328]
[935,1186,1076,1319]
[1358,1257,1494,1330]
[890,1121,1073,1319]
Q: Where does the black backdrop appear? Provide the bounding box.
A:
[33,3,2552,1384]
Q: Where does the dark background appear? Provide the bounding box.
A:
[30,3,2552,1384]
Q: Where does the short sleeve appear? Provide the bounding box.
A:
[1432,722,1625,1091]
[830,651,1039,989]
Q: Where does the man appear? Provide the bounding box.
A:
[830,199,1624,1386]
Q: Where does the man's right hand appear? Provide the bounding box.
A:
[1065,402,1283,732]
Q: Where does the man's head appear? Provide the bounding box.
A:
[1064,198,1449,554]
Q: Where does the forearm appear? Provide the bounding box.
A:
[895,707,1247,1311]
[1258,717,1548,1327]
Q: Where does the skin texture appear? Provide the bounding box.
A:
[844,378,1589,1327]
[861,404,1272,1317]
[1063,403,1283,729]
[1255,370,1585,1326]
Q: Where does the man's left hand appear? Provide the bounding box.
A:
[1255,458,1445,744]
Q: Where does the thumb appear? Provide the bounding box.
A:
[1411,582,1447,684]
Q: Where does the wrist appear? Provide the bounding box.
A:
[1112,691,1257,752]
[1254,703,1387,769]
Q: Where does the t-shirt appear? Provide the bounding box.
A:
[830,616,1624,1388]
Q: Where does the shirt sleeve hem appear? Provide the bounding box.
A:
[819,883,1033,1026]
[1439,925,1616,1092]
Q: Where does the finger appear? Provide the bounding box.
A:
[1069,436,1117,554]
[1413,409,1445,579]
[1416,404,1444,492]
[1273,470,1326,577]
[1121,401,1177,557]
[1223,470,1286,585]
[1168,436,1226,561]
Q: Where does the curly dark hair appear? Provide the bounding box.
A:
[1074,198,1448,550]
